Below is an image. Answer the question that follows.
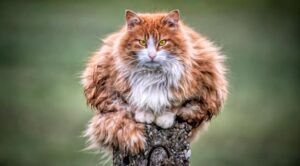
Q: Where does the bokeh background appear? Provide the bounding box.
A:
[1,0,299,165]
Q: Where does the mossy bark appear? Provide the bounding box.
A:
[113,121,192,166]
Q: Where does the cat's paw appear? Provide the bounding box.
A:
[177,107,195,122]
[155,112,175,129]
[177,105,209,124]
[134,111,155,124]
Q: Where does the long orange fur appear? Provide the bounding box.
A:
[82,10,227,154]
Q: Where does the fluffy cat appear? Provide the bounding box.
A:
[81,9,227,154]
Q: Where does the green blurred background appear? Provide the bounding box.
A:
[0,0,299,165]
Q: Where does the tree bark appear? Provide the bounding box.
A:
[113,121,192,166]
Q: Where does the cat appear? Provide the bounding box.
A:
[81,9,227,154]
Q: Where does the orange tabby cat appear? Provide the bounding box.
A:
[82,10,227,154]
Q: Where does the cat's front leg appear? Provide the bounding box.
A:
[177,100,210,125]
[134,108,175,128]
[155,111,176,129]
[134,109,155,124]
[177,89,225,125]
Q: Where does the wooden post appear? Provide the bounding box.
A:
[113,121,192,166]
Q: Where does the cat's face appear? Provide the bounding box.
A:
[119,10,187,74]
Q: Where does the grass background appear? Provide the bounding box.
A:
[0,0,299,165]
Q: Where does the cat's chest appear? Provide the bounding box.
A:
[128,77,174,113]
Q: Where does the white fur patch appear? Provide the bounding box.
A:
[155,112,176,129]
[147,36,156,56]
[134,111,155,124]
[128,64,182,113]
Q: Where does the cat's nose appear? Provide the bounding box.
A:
[148,52,156,61]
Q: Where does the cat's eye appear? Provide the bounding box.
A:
[159,40,167,46]
[139,39,146,46]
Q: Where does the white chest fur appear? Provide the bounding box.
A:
[128,72,172,113]
[127,58,183,128]
[129,72,179,128]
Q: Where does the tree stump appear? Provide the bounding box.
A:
[113,121,192,166]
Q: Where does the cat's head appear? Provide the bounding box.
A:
[118,10,188,75]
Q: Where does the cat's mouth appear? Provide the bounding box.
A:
[137,62,164,74]
[138,69,163,74]
[142,61,162,69]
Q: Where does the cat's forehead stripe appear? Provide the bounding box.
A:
[145,31,160,41]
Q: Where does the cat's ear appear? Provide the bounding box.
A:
[163,9,180,28]
[125,10,141,29]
